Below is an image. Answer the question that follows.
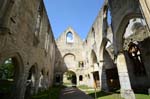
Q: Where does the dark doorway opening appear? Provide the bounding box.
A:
[63,71,77,87]
[106,68,120,91]
[0,57,18,99]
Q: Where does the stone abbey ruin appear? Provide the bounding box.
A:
[0,0,150,99]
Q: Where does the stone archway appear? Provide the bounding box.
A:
[0,53,25,99]
[63,70,77,87]
[25,64,38,98]
[100,38,121,91]
[90,50,101,88]
[90,50,98,66]
[113,15,148,99]
[107,0,150,98]
[63,53,76,69]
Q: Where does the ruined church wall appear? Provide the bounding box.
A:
[0,0,56,98]
[124,29,150,89]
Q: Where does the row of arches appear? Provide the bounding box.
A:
[100,0,150,99]
[83,1,150,98]
[0,54,51,99]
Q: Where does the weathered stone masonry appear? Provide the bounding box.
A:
[1,0,150,99]
[0,0,56,99]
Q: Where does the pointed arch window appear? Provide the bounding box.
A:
[79,75,83,81]
[66,32,74,43]
[128,42,146,76]
[33,1,43,46]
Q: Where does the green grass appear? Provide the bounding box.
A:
[32,85,64,99]
[77,85,93,89]
[86,90,150,99]
[87,91,123,99]
[135,94,150,99]
[63,82,72,86]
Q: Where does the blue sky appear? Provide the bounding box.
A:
[44,0,104,39]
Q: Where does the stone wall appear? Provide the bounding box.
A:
[0,0,56,99]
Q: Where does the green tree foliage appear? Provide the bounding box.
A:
[0,58,14,80]
[66,71,75,80]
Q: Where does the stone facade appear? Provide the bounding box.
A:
[0,0,57,99]
[55,0,150,99]
[1,0,150,99]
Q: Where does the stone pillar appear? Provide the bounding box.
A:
[76,75,79,86]
[139,0,150,31]
[89,73,94,88]
[34,72,40,94]
[98,64,102,90]
[99,61,108,91]
[12,71,27,99]
[101,69,109,91]
[116,53,135,99]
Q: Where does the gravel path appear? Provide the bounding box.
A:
[59,87,94,99]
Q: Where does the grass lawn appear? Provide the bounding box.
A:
[86,90,150,99]
[87,90,123,99]
[77,85,93,90]
[135,94,150,99]
[32,85,64,99]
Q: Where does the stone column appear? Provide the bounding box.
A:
[12,71,27,99]
[99,61,109,91]
[76,75,79,86]
[98,64,102,90]
[89,73,94,88]
[101,69,109,91]
[116,53,135,99]
[139,0,150,31]
[34,72,40,94]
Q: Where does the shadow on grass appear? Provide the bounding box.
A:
[0,80,14,99]
[87,89,122,99]
[88,91,112,98]
[133,88,149,95]
[32,85,67,99]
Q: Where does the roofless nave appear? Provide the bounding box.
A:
[0,0,150,99]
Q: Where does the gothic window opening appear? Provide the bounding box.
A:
[26,65,37,96]
[66,32,74,43]
[0,57,21,98]
[0,58,15,80]
[39,69,44,89]
[128,42,146,76]
[34,1,43,46]
[79,75,83,81]
[44,32,50,54]
[92,27,95,41]
[78,61,84,68]
[56,74,61,83]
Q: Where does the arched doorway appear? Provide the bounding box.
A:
[0,56,23,99]
[122,17,149,92]
[55,73,61,85]
[108,0,150,97]
[99,31,120,91]
[63,70,77,87]
[90,50,100,88]
[25,64,38,98]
